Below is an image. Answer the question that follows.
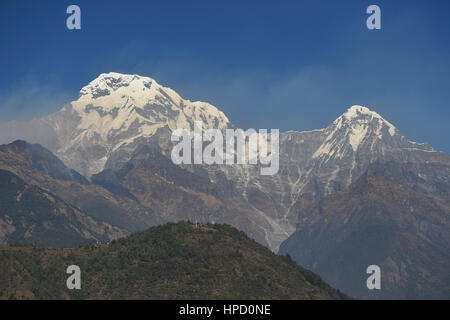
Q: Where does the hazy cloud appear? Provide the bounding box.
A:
[0,73,74,123]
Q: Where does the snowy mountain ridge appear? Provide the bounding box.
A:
[74,72,229,141]
[5,72,231,176]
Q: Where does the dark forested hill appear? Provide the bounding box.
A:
[0,222,349,300]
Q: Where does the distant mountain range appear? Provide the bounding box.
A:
[0,72,448,299]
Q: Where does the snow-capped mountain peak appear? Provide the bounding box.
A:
[343,105,378,118]
[338,105,397,137]
[80,72,152,95]
[77,72,183,110]
[36,72,231,176]
[313,105,407,158]
[74,73,229,129]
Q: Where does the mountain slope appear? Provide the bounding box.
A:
[0,222,349,300]
[0,140,165,232]
[279,169,450,299]
[4,140,88,184]
[93,144,273,246]
[0,169,127,247]
[0,140,271,247]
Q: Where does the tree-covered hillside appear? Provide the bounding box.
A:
[0,222,349,300]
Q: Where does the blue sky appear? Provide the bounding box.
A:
[1,0,449,151]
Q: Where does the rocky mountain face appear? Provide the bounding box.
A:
[0,73,449,253]
[0,169,127,247]
[9,140,88,185]
[0,140,270,247]
[174,105,446,251]
[92,143,272,245]
[0,222,349,300]
[0,140,167,232]
[279,169,450,299]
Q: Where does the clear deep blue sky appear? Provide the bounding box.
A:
[1,0,449,151]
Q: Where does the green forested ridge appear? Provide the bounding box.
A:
[0,222,349,300]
